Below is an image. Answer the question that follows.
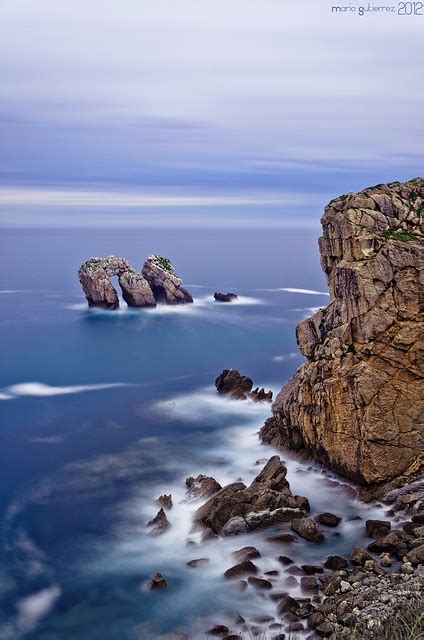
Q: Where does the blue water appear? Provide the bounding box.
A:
[0,227,388,640]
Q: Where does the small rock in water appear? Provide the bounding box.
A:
[300,576,318,593]
[278,555,294,566]
[207,624,229,637]
[232,546,261,563]
[185,474,222,499]
[284,575,298,588]
[146,507,171,535]
[214,292,238,302]
[301,564,323,575]
[186,558,209,568]
[266,533,296,543]
[145,572,167,590]
[314,512,341,527]
[250,387,273,402]
[247,576,273,590]
[379,553,391,567]
[156,494,173,510]
[224,560,258,579]
[291,518,325,542]
[351,546,372,566]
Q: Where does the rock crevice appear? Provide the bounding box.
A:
[261,178,423,485]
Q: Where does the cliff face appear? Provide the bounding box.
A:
[261,178,424,485]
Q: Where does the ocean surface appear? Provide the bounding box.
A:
[0,227,388,640]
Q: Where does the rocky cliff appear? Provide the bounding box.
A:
[142,255,193,304]
[261,178,424,485]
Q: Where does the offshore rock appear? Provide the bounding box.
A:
[214,292,238,302]
[261,178,424,484]
[194,456,308,534]
[142,254,193,304]
[78,256,156,309]
[215,369,273,402]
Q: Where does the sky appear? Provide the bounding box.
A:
[0,0,422,226]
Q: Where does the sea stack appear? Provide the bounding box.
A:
[261,178,423,485]
[142,254,193,304]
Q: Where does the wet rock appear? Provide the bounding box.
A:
[266,533,296,543]
[405,543,424,565]
[142,254,193,304]
[157,494,173,510]
[264,570,279,576]
[223,560,258,579]
[251,387,273,402]
[308,611,325,630]
[315,621,333,637]
[232,546,261,563]
[301,576,318,593]
[195,456,306,534]
[260,178,424,485]
[146,507,171,535]
[379,553,392,567]
[314,512,341,527]
[278,556,293,566]
[247,576,272,590]
[207,624,229,637]
[301,565,323,575]
[291,518,324,542]
[277,595,301,615]
[214,292,238,302]
[365,519,391,538]
[222,636,240,640]
[146,572,167,589]
[185,474,222,500]
[186,558,209,568]
[285,576,298,587]
[324,556,348,571]
[351,546,372,566]
[412,511,424,524]
[78,256,156,309]
[215,369,253,399]
[237,580,247,592]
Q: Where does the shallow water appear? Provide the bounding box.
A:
[0,227,393,639]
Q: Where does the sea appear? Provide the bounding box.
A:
[0,227,389,639]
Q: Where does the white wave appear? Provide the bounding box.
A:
[272,352,300,362]
[0,382,130,401]
[16,585,61,633]
[278,287,329,295]
[152,386,273,423]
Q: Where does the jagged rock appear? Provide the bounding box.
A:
[78,256,156,309]
[215,369,272,402]
[157,494,173,510]
[314,512,341,527]
[215,369,253,399]
[291,518,325,542]
[185,474,222,499]
[147,507,171,535]
[214,292,238,302]
[351,546,372,566]
[194,456,307,534]
[142,254,193,304]
[260,178,424,485]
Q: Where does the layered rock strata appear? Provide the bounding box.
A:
[261,178,424,484]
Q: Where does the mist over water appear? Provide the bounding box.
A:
[0,226,393,639]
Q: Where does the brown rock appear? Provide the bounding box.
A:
[207,625,229,637]
[214,292,238,302]
[186,558,209,568]
[185,474,222,500]
[232,546,261,563]
[351,546,372,566]
[146,507,171,535]
[247,576,273,590]
[365,519,391,538]
[314,512,341,527]
[157,494,173,510]
[260,178,424,485]
[266,533,296,543]
[405,543,424,565]
[142,254,193,304]
[223,560,258,579]
[146,572,167,589]
[291,518,325,542]
[324,555,348,570]
[215,369,253,399]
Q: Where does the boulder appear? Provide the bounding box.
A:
[324,555,348,570]
[78,256,156,309]
[232,546,261,563]
[365,519,391,538]
[194,456,307,534]
[405,543,424,565]
[214,292,238,302]
[260,178,424,485]
[314,512,341,527]
[146,572,167,589]
[251,387,273,402]
[351,546,372,566]
[223,560,258,579]
[247,576,273,590]
[142,254,193,304]
[291,518,325,542]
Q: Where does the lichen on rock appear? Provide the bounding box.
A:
[261,178,424,485]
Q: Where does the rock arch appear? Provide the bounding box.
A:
[78,256,156,309]
[78,254,193,309]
